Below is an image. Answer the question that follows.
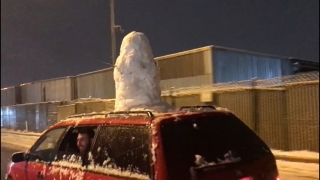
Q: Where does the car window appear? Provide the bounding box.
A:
[161,113,271,178]
[91,126,151,179]
[35,128,66,151]
[55,126,98,161]
[30,127,67,162]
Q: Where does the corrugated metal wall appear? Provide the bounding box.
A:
[25,104,37,132]
[1,106,16,128]
[41,77,76,102]
[257,89,288,150]
[105,100,115,112]
[1,46,299,104]
[286,82,319,152]
[1,87,21,106]
[75,101,106,114]
[15,105,26,130]
[160,75,212,91]
[212,48,286,83]
[9,103,51,132]
[57,100,116,121]
[46,102,60,128]
[1,90,6,106]
[57,104,76,121]
[160,82,319,152]
[281,59,294,76]
[77,68,115,99]
[2,102,61,132]
[21,82,42,104]
[173,95,202,107]
[156,47,213,90]
[215,90,256,130]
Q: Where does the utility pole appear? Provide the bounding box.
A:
[110,0,124,65]
[110,0,116,65]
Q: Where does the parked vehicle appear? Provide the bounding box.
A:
[6,105,279,180]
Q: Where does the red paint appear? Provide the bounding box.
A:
[6,162,24,180]
[151,117,173,180]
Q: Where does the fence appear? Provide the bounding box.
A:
[57,99,115,121]
[1,72,319,152]
[1,102,61,132]
[161,71,319,152]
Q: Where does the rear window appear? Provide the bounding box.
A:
[161,113,271,173]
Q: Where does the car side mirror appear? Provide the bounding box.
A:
[24,153,30,161]
[11,152,26,163]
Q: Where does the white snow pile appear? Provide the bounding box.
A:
[50,153,149,180]
[191,152,242,180]
[194,151,241,167]
[113,31,173,113]
[277,160,319,179]
[1,128,43,136]
[1,129,39,149]
[272,149,319,160]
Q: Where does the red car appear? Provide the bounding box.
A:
[6,105,279,180]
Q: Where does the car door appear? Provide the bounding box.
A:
[25,127,67,180]
[84,125,152,180]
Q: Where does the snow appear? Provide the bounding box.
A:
[63,115,107,125]
[49,161,86,180]
[193,123,198,129]
[194,154,212,166]
[217,151,241,164]
[31,151,149,179]
[194,151,241,167]
[113,31,173,113]
[87,163,149,180]
[277,160,319,179]
[1,128,43,136]
[151,142,158,164]
[272,149,319,161]
[51,154,149,179]
[1,129,39,149]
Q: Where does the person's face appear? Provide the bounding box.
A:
[77,133,90,153]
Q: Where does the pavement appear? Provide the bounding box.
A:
[1,145,28,180]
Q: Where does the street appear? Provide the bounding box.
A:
[1,145,318,180]
[1,145,28,180]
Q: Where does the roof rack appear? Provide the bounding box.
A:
[67,112,110,119]
[66,111,154,119]
[108,111,154,118]
[179,105,217,112]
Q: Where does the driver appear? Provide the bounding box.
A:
[77,127,95,167]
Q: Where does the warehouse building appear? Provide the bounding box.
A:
[1,45,318,105]
[156,45,318,90]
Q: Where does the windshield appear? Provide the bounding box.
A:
[160,112,271,177]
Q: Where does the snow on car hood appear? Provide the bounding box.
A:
[113,31,173,113]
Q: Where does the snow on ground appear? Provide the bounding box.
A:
[277,160,319,179]
[113,31,172,112]
[1,129,38,149]
[1,128,42,136]
[272,149,319,161]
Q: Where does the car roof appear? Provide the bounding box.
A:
[49,106,232,129]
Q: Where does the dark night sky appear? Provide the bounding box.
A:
[1,0,319,88]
